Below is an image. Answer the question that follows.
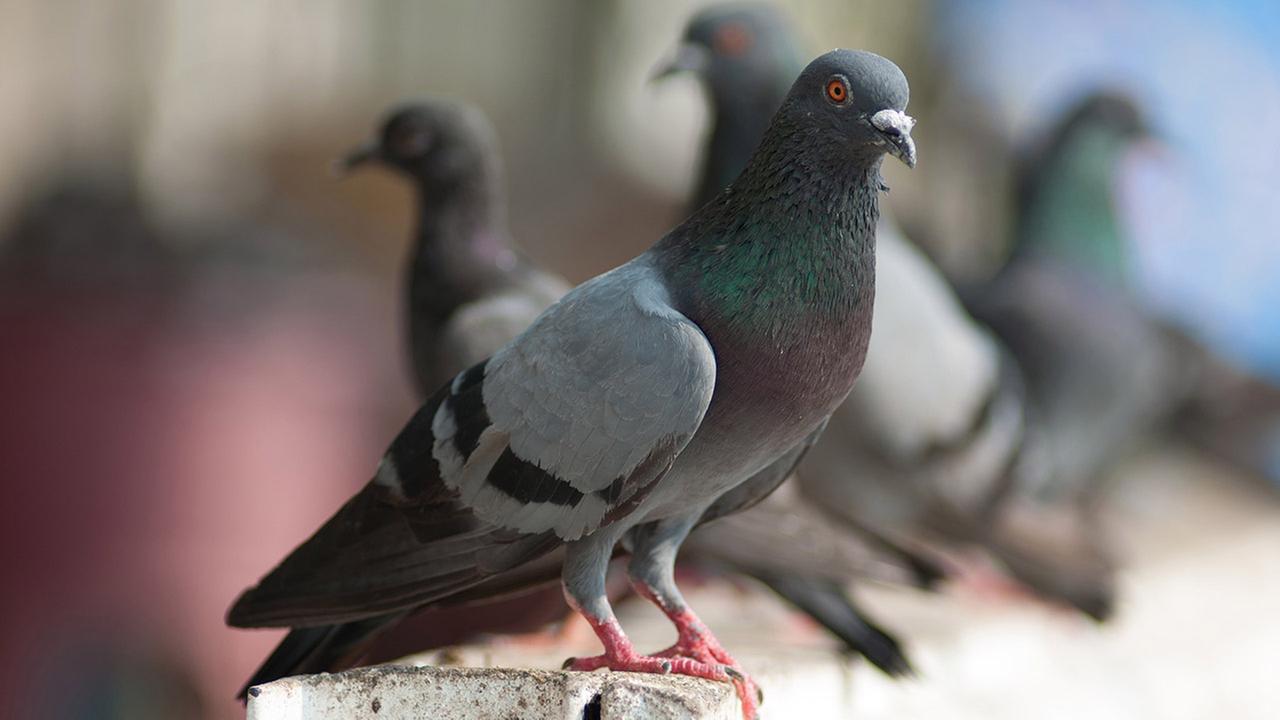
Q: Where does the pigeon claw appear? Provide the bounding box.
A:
[652,610,761,720]
[653,644,760,718]
[723,664,764,705]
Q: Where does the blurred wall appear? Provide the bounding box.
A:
[0,0,928,276]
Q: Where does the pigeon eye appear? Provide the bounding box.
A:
[392,129,430,158]
[825,77,849,104]
[713,22,753,56]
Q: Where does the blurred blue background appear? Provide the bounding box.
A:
[937,0,1280,379]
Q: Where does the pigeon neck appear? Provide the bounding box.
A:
[659,126,882,347]
[694,59,803,209]
[696,104,770,209]
[406,171,520,348]
[410,172,517,286]
[1015,125,1130,285]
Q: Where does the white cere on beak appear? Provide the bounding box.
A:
[871,109,916,135]
[870,109,917,168]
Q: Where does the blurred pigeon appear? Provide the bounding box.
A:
[1016,94,1280,492]
[229,49,916,718]
[999,90,1280,506]
[653,3,804,209]
[1008,93,1148,285]
[661,3,1064,624]
[235,101,570,698]
[957,93,1191,616]
[339,102,567,394]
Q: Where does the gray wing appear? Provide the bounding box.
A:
[227,383,566,628]
[430,259,717,540]
[229,260,715,627]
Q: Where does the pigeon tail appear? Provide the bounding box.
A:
[759,573,915,677]
[236,615,401,700]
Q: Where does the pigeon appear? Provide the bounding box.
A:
[658,2,1052,626]
[234,101,572,698]
[230,100,642,689]
[1007,93,1148,287]
[239,94,931,695]
[956,92,1188,616]
[653,3,804,209]
[339,101,567,394]
[1012,93,1280,492]
[229,49,916,718]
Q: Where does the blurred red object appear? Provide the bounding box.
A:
[0,246,410,718]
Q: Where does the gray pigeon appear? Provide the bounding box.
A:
[238,97,931,697]
[340,102,566,394]
[1005,91,1280,493]
[658,2,1047,624]
[653,4,954,672]
[229,49,916,718]
[957,93,1184,616]
[653,3,805,209]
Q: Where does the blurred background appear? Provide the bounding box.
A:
[1,1,1277,718]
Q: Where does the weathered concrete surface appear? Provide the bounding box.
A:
[246,665,741,720]
[245,639,857,719]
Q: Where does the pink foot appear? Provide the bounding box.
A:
[652,609,761,720]
[563,614,759,719]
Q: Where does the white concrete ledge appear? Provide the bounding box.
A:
[246,665,742,720]
[243,602,860,720]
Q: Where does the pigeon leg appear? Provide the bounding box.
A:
[560,533,730,681]
[628,517,761,719]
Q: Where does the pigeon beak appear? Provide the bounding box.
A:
[333,141,380,177]
[871,109,917,169]
[650,43,710,83]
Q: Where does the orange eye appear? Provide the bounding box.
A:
[713,22,752,56]
[826,78,848,103]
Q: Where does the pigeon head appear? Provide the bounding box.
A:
[1028,91,1153,189]
[1058,91,1151,144]
[1013,91,1153,278]
[339,101,500,191]
[1031,91,1152,181]
[655,4,802,103]
[772,49,916,170]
